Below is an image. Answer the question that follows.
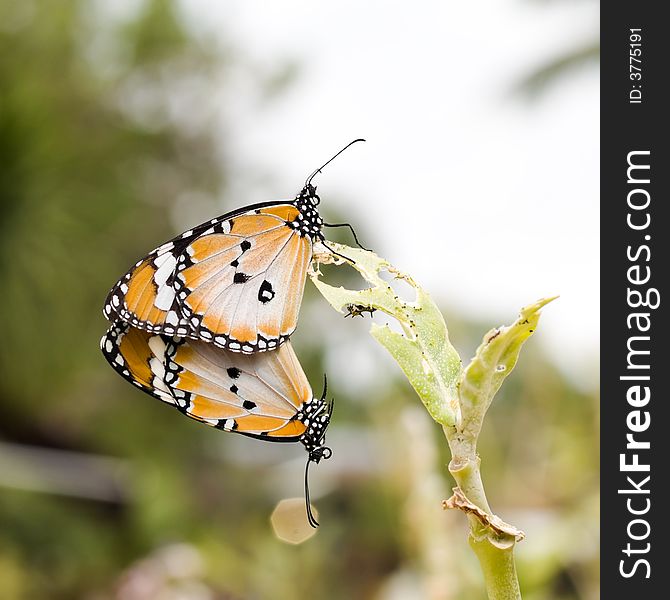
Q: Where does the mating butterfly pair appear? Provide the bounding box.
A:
[101,140,365,527]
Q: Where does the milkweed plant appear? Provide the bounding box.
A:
[310,242,557,600]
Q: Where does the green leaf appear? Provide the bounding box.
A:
[310,243,462,426]
[458,296,558,438]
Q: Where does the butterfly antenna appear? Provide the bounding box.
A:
[321,373,328,401]
[323,221,370,251]
[305,138,366,187]
[304,457,320,528]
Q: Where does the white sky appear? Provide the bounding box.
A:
[175,0,599,389]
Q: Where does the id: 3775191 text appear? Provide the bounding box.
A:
[629,28,642,104]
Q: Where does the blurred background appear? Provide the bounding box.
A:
[0,1,598,598]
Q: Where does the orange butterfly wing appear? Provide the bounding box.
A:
[176,206,312,352]
[100,323,176,405]
[104,234,199,335]
[104,199,321,352]
[101,322,314,441]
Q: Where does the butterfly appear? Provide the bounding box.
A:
[103,139,366,354]
[101,320,333,527]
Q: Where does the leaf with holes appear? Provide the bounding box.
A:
[311,243,462,426]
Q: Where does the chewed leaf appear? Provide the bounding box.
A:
[458,296,558,437]
[310,246,407,321]
[310,243,461,426]
[371,323,456,426]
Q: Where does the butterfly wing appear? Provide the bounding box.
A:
[104,203,313,352]
[176,205,312,352]
[103,226,208,334]
[101,321,311,441]
[100,321,176,405]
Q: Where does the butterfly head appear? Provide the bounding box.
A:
[299,183,320,207]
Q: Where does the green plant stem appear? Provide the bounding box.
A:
[469,538,521,600]
[446,429,521,600]
[310,245,553,600]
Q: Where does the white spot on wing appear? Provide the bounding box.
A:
[153,254,177,285]
[155,388,176,404]
[154,285,176,311]
[151,254,178,310]
[147,336,167,358]
[156,241,174,253]
[149,358,169,390]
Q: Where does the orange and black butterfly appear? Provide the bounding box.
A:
[101,321,333,527]
[103,140,366,354]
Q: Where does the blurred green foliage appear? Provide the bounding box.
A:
[518,0,599,97]
[0,1,598,599]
